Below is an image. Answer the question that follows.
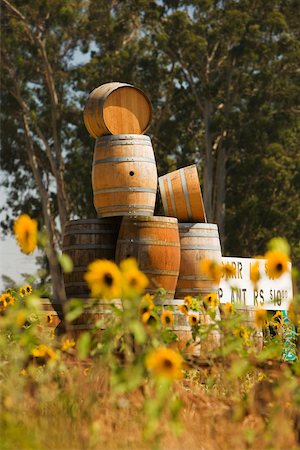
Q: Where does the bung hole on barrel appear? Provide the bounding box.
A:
[129,171,135,176]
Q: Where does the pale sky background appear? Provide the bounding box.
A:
[0,185,39,291]
[0,234,39,291]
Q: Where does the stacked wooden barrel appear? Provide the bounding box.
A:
[159,166,222,352]
[60,81,222,352]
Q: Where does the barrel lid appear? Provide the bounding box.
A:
[84,82,152,137]
[103,83,152,135]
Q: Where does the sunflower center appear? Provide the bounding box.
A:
[147,315,156,325]
[275,262,283,272]
[162,358,173,369]
[165,316,171,324]
[103,273,113,286]
[130,277,137,287]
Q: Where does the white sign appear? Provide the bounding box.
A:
[218,257,293,311]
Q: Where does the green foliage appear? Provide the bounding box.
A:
[1,0,299,274]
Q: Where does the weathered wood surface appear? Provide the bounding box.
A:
[62,218,121,298]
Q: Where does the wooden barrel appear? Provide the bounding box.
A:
[92,135,157,218]
[66,299,122,340]
[40,299,61,328]
[157,299,220,355]
[115,216,181,299]
[175,223,222,298]
[62,218,121,298]
[83,82,152,138]
[159,165,207,222]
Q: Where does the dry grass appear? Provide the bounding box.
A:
[2,360,299,450]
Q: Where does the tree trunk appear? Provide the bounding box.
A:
[213,145,226,250]
[203,99,213,222]
[21,111,67,319]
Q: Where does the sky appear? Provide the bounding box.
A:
[0,234,39,291]
[0,184,39,291]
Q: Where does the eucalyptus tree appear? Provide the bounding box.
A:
[1,0,91,309]
[107,0,300,248]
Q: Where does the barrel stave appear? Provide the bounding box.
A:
[62,218,121,298]
[116,216,180,299]
[92,135,157,218]
[175,223,222,299]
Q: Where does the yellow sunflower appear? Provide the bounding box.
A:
[189,314,198,327]
[233,325,250,344]
[31,344,56,362]
[222,263,236,279]
[0,292,15,309]
[222,302,235,316]
[14,214,37,254]
[254,307,267,328]
[265,251,289,279]
[141,311,157,326]
[46,313,53,325]
[0,296,7,312]
[140,293,155,315]
[184,296,193,308]
[16,311,27,326]
[84,259,123,299]
[199,258,222,284]
[161,310,174,326]
[178,304,189,316]
[19,284,32,297]
[120,257,148,296]
[272,310,283,326]
[203,293,219,310]
[61,338,76,352]
[142,293,155,303]
[250,261,261,286]
[145,347,183,380]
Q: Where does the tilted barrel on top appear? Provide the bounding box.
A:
[175,223,222,299]
[62,218,121,298]
[92,135,158,218]
[115,216,181,299]
[83,82,152,138]
[159,165,207,223]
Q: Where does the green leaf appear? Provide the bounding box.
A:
[267,237,290,256]
[65,307,83,323]
[77,332,91,359]
[129,320,146,344]
[59,253,74,273]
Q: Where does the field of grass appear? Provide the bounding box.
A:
[1,217,299,449]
